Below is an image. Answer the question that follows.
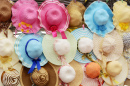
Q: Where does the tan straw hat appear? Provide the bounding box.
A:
[20,63,59,86]
[67,1,85,28]
[0,0,13,32]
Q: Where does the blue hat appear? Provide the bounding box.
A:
[84,1,114,37]
[14,32,48,73]
[71,28,97,63]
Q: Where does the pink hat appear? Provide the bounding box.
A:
[38,0,70,39]
[11,0,41,33]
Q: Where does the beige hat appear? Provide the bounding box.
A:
[102,56,128,85]
[0,29,19,70]
[0,62,22,86]
[113,1,130,34]
[20,63,59,86]
[93,30,123,61]
[0,0,13,32]
[51,60,83,86]
[67,1,85,28]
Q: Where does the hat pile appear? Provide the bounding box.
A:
[0,0,129,86]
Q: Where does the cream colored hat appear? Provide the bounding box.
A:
[42,31,77,65]
[113,1,130,34]
[0,62,22,86]
[93,30,123,61]
[67,1,85,28]
[102,56,128,85]
[0,29,19,70]
[52,60,83,86]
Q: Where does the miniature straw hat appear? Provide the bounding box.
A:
[113,1,130,34]
[93,30,123,61]
[52,60,83,86]
[71,28,97,63]
[20,63,59,86]
[0,0,13,32]
[0,62,22,86]
[12,0,41,33]
[42,31,77,65]
[84,1,114,37]
[38,0,70,39]
[0,29,19,70]
[66,1,86,27]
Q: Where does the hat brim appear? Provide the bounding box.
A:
[71,28,97,63]
[38,0,70,34]
[11,0,41,33]
[0,29,19,69]
[80,63,99,86]
[20,63,59,86]
[113,1,130,34]
[102,56,128,85]
[0,62,22,86]
[14,32,48,68]
[42,31,77,65]
[84,1,114,37]
[93,30,123,61]
[52,60,83,86]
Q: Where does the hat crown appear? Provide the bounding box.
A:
[0,38,13,56]
[27,40,43,59]
[94,9,109,25]
[46,8,62,26]
[20,6,37,24]
[102,37,116,54]
[78,37,93,53]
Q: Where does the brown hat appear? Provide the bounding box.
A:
[20,63,59,86]
[67,1,86,28]
[0,0,13,31]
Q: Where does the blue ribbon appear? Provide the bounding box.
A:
[25,38,41,74]
[97,25,107,31]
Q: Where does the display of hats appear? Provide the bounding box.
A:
[0,29,19,69]
[0,62,22,86]
[0,0,13,32]
[14,32,48,73]
[80,63,103,86]
[20,63,59,86]
[53,60,83,86]
[66,1,86,27]
[12,0,41,33]
[84,1,114,37]
[71,28,97,63]
[93,30,123,61]
[38,0,70,39]
[102,56,128,85]
[113,1,130,34]
[42,31,77,65]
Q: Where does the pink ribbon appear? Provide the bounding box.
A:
[82,24,85,30]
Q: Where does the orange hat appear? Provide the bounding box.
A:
[86,62,101,78]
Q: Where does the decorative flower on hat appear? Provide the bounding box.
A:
[12,0,41,33]
[38,0,70,39]
[84,1,114,37]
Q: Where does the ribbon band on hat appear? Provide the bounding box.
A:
[25,38,41,74]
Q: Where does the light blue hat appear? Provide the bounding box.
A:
[71,28,97,63]
[84,1,114,37]
[14,32,48,73]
